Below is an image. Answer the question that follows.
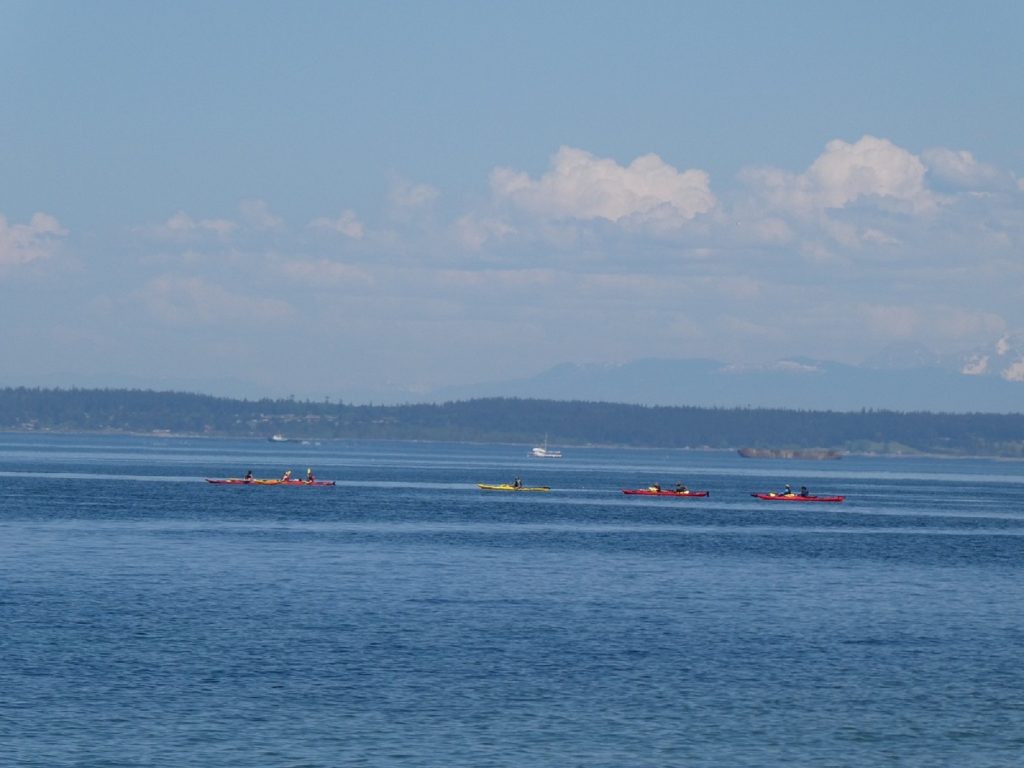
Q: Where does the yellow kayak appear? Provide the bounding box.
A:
[478,483,550,492]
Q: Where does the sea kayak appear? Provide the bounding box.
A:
[478,483,550,492]
[206,478,336,486]
[622,489,709,497]
[751,492,844,503]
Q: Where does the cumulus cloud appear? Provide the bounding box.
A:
[310,209,365,239]
[922,147,1005,189]
[745,135,937,214]
[138,276,292,326]
[238,199,283,230]
[0,212,67,267]
[491,146,716,227]
[1003,360,1024,382]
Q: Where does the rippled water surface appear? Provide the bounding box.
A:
[2,434,1023,766]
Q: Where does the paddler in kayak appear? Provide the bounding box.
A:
[674,483,689,493]
[282,469,292,482]
[306,468,315,483]
[799,485,809,497]
[648,482,661,492]
[782,484,794,496]
[512,476,523,489]
[244,469,253,481]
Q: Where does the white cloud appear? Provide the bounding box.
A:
[922,147,1004,189]
[1002,360,1024,382]
[238,199,283,230]
[310,209,365,239]
[745,135,937,214]
[159,211,237,238]
[0,212,67,267]
[491,146,716,227]
[811,136,935,211]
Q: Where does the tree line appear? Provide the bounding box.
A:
[0,387,1022,457]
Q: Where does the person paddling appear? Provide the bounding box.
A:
[281,469,292,482]
[306,468,315,483]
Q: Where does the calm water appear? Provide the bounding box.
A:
[2,434,1023,767]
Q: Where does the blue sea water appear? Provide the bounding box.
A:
[1,434,1023,767]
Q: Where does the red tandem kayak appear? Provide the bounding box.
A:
[622,489,709,497]
[751,492,844,503]
[206,478,336,486]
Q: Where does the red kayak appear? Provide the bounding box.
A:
[751,492,844,503]
[206,478,336,487]
[623,489,709,497]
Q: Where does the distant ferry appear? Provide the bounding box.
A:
[269,434,289,443]
[738,447,842,460]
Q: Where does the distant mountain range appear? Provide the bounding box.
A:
[10,337,1022,414]
[429,336,1024,413]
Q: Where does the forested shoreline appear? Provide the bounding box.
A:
[2,385,1024,456]
[1,387,1022,457]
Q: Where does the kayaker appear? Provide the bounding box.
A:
[512,476,523,489]
[649,482,661,492]
[674,483,688,493]
[244,469,253,481]
[306,468,315,483]
[799,486,809,497]
[282,469,292,482]
[783,484,793,496]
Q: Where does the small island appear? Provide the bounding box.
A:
[738,448,843,460]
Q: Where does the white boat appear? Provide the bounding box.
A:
[269,434,289,442]
[530,437,562,458]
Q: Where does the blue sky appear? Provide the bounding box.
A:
[2,0,1023,400]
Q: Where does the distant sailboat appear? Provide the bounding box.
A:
[530,435,562,458]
